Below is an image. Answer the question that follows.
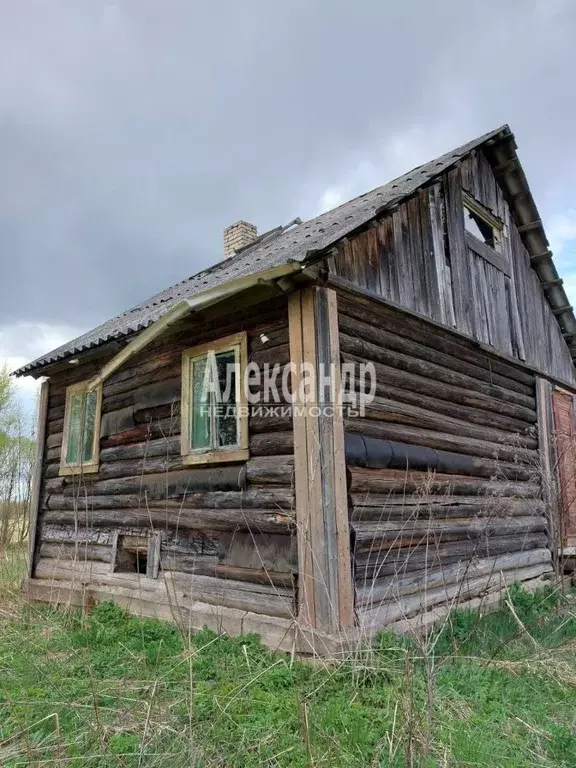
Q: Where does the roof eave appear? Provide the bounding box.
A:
[485,133,576,363]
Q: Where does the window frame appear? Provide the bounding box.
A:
[462,191,504,250]
[110,531,161,579]
[181,331,249,465]
[462,190,510,276]
[59,379,103,476]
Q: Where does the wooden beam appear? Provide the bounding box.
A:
[464,231,511,277]
[288,288,354,633]
[288,291,316,628]
[517,220,542,234]
[28,380,50,578]
[535,378,559,569]
[541,278,563,290]
[530,249,553,265]
[87,263,302,389]
[552,305,573,316]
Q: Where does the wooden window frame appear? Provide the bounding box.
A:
[462,191,510,275]
[59,380,103,476]
[110,531,161,579]
[181,332,249,465]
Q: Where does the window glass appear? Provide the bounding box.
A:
[83,390,98,462]
[215,349,237,447]
[191,357,211,449]
[66,393,84,465]
[188,348,239,451]
[65,389,98,465]
[182,334,247,462]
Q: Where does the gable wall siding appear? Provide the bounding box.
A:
[328,149,576,386]
[32,298,297,625]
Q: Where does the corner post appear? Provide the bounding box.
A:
[28,379,50,578]
[288,287,354,633]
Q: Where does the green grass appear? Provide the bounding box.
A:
[1,551,576,766]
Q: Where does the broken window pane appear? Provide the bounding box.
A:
[464,205,496,248]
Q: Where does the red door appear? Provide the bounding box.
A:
[552,389,576,547]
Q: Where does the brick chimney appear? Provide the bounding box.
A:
[223,220,257,259]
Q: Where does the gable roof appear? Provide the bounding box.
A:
[14,124,576,376]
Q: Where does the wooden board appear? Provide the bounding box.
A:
[551,388,576,544]
[28,380,50,577]
[288,288,354,632]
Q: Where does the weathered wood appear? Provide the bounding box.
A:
[46,432,63,450]
[28,380,50,577]
[42,506,294,533]
[357,396,537,456]
[350,495,546,521]
[289,289,317,628]
[339,314,532,395]
[342,352,536,424]
[348,467,540,497]
[345,419,538,465]
[352,515,547,550]
[355,533,548,580]
[337,291,535,387]
[100,437,180,463]
[147,531,161,579]
[33,559,295,618]
[100,423,172,449]
[356,548,552,606]
[288,288,354,631]
[159,551,220,575]
[45,487,293,510]
[354,380,536,439]
[340,334,535,410]
[249,431,294,456]
[219,531,297,573]
[245,456,294,485]
[71,467,245,495]
[358,562,553,629]
[39,542,113,563]
[551,388,576,544]
[536,377,559,559]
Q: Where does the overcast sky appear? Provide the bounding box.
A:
[2,0,576,417]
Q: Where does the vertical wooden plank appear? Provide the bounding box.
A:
[381,216,399,304]
[147,531,161,579]
[288,288,354,633]
[324,289,354,628]
[28,379,50,578]
[429,182,456,327]
[552,388,576,547]
[109,531,119,574]
[300,288,331,628]
[536,378,559,567]
[445,167,475,338]
[288,291,316,628]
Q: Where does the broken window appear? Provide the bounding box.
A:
[113,534,160,578]
[462,191,503,254]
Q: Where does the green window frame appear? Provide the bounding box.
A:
[181,332,249,465]
[59,380,102,476]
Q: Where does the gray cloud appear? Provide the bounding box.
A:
[1,0,576,334]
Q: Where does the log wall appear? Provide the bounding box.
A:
[337,291,554,631]
[34,298,297,621]
[328,148,576,385]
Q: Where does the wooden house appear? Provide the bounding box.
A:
[15,124,576,654]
